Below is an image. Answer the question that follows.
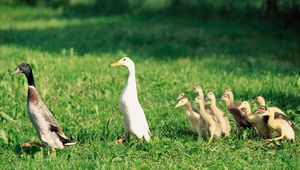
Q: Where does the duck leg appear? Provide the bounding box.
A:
[273,134,285,141]
[117,134,130,143]
[267,134,285,142]
[207,133,214,144]
[51,148,57,159]
[236,125,241,138]
[21,141,45,147]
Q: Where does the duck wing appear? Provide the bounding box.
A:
[192,108,200,114]
[36,102,76,144]
[228,107,252,128]
[44,107,77,145]
[261,115,269,124]
[40,106,67,138]
[274,112,293,128]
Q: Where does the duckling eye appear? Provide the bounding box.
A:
[123,58,126,61]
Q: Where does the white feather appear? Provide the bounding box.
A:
[118,58,151,142]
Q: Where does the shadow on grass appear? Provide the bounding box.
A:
[13,144,41,156]
[1,2,300,72]
[160,125,199,140]
[1,15,300,65]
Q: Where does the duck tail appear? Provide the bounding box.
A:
[64,141,77,146]
[144,131,151,143]
[58,135,77,146]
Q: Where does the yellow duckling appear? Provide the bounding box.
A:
[221,89,253,138]
[258,106,295,142]
[177,92,186,100]
[206,92,231,137]
[252,96,285,115]
[175,96,207,137]
[194,96,221,144]
[193,85,211,113]
[238,101,271,139]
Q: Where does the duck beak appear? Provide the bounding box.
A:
[110,60,122,67]
[175,102,181,108]
[220,95,225,100]
[205,96,209,101]
[10,68,21,75]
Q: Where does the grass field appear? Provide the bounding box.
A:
[0,3,300,169]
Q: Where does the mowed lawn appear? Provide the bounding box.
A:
[0,5,300,169]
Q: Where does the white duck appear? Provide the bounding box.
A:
[110,57,151,143]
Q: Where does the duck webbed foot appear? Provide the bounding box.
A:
[21,141,45,147]
[116,134,130,143]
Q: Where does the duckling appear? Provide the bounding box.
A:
[194,96,221,144]
[206,92,231,137]
[110,57,151,143]
[11,63,76,152]
[238,101,271,139]
[177,92,186,100]
[258,106,295,142]
[175,96,207,137]
[194,85,205,100]
[194,85,211,112]
[224,88,234,102]
[221,90,253,138]
[252,96,285,115]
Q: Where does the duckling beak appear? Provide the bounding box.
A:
[10,68,21,75]
[220,95,225,100]
[251,99,256,103]
[205,96,209,101]
[175,102,181,108]
[192,100,197,105]
[177,96,182,100]
[110,61,122,67]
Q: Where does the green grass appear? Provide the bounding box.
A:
[0,4,300,169]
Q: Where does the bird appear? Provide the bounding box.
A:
[175,95,207,137]
[194,85,205,100]
[194,96,221,144]
[238,101,271,139]
[252,96,285,115]
[193,85,211,113]
[110,57,151,143]
[257,106,295,142]
[11,63,76,154]
[177,92,186,100]
[206,92,231,137]
[221,89,253,138]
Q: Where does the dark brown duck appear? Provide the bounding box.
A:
[12,63,76,150]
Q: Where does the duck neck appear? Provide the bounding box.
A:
[268,111,275,122]
[25,70,35,87]
[198,90,204,100]
[224,99,231,108]
[247,114,258,123]
[184,103,194,113]
[258,100,266,106]
[197,101,210,121]
[210,97,217,109]
[246,107,251,115]
[126,65,137,91]
[229,93,234,104]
